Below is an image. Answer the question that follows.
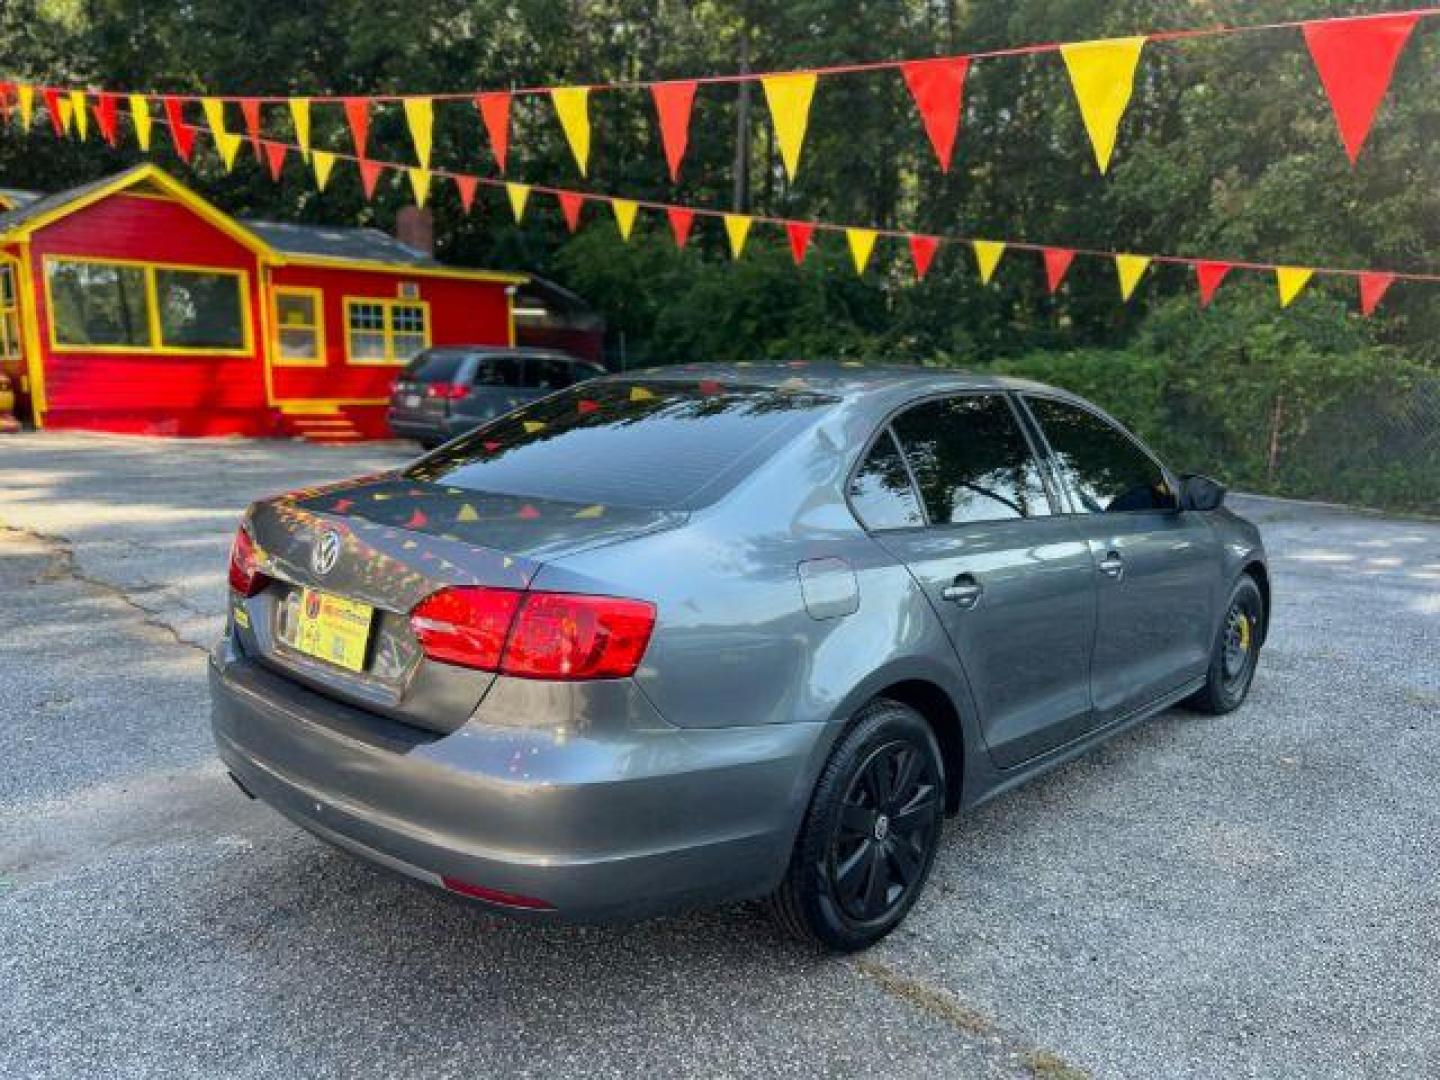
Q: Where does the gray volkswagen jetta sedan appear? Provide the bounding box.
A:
[211,364,1267,950]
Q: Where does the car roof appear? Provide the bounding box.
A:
[418,346,597,361]
[610,362,1064,399]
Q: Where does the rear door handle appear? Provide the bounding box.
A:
[941,574,983,609]
[1098,552,1124,579]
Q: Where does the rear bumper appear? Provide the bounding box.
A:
[209,639,826,921]
[385,411,480,444]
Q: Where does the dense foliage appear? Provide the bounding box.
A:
[2,1,1437,510]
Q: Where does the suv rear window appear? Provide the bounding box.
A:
[404,349,473,383]
[409,380,838,509]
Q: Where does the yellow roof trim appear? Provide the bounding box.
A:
[268,252,527,285]
[0,165,273,256]
[0,193,16,212]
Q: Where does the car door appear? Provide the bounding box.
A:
[856,393,1100,768]
[1020,394,1222,721]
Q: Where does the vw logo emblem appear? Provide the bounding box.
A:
[311,528,342,577]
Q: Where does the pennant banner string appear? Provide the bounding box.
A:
[52,96,1440,296]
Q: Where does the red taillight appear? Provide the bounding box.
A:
[228,525,268,597]
[441,876,554,910]
[409,587,655,680]
[410,587,523,670]
[426,382,467,401]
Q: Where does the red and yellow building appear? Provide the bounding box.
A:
[0,165,526,440]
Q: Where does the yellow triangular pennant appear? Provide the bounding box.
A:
[127,94,152,149]
[215,130,243,171]
[1115,254,1152,301]
[846,228,878,275]
[457,504,480,523]
[17,85,35,129]
[201,97,227,142]
[1276,266,1314,308]
[629,386,655,401]
[55,96,74,134]
[407,166,431,207]
[724,214,753,259]
[761,72,818,181]
[1060,36,1146,174]
[312,150,336,191]
[574,504,605,519]
[69,90,89,138]
[505,182,531,222]
[289,98,311,161]
[972,240,1006,284]
[551,87,591,176]
[611,198,639,241]
[403,97,433,168]
[522,419,547,434]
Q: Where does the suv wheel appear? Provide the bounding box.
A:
[768,699,946,952]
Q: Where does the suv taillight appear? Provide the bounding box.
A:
[426,382,468,400]
[410,587,655,680]
[228,525,268,597]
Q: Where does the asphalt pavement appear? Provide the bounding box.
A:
[1,432,1436,1079]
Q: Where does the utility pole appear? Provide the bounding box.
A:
[732,29,751,212]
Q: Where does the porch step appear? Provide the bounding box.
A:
[280,413,366,444]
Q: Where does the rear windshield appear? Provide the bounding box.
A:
[404,350,473,383]
[408,380,838,509]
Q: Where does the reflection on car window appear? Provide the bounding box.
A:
[849,430,925,530]
[475,356,523,387]
[891,395,1052,524]
[1026,397,1176,513]
[409,380,838,510]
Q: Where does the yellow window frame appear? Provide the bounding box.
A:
[270,286,326,367]
[41,254,253,358]
[343,296,431,366]
[0,257,20,362]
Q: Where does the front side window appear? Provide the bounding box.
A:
[849,430,925,530]
[45,258,247,353]
[891,394,1052,524]
[155,269,245,349]
[0,262,19,360]
[273,288,324,364]
[47,260,149,347]
[346,299,429,364]
[1025,397,1176,513]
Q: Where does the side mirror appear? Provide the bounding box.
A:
[1179,474,1227,512]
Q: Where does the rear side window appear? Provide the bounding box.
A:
[849,431,924,530]
[410,381,838,510]
[405,350,472,383]
[1025,397,1176,513]
[474,356,524,387]
[891,394,1052,524]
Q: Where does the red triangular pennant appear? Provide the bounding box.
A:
[1196,261,1233,307]
[41,88,66,135]
[901,57,970,172]
[1303,14,1417,164]
[1043,248,1076,294]
[263,140,287,181]
[786,221,814,265]
[162,96,196,162]
[909,235,940,280]
[557,190,585,233]
[95,92,120,145]
[1358,271,1395,316]
[453,174,479,213]
[342,97,370,158]
[651,80,697,183]
[0,82,12,124]
[240,99,263,158]
[477,91,512,173]
[667,207,695,248]
[358,158,385,200]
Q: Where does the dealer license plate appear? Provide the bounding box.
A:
[404,393,421,408]
[288,588,374,673]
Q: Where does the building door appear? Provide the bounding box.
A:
[0,257,34,426]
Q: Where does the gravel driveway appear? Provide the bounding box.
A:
[2,433,1436,1079]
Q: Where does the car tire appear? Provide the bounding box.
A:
[1185,573,1265,715]
[767,698,946,952]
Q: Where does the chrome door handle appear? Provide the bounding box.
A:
[942,575,983,609]
[1098,552,1124,579]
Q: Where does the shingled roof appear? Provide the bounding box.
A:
[240,219,442,267]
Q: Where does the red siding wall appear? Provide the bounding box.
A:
[267,263,512,405]
[30,193,271,436]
